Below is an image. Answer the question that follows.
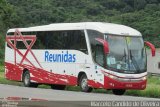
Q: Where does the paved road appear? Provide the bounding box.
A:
[0,84,159,101]
[0,84,160,107]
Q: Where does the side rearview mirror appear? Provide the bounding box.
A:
[95,38,109,54]
[144,41,155,57]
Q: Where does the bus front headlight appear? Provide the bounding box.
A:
[141,76,147,81]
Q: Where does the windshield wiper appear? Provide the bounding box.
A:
[121,49,127,62]
[129,50,140,73]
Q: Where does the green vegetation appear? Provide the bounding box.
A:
[126,76,160,98]
[0,66,160,98]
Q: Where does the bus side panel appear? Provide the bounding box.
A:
[5,48,78,85]
[81,63,105,89]
[21,64,77,85]
[5,47,84,86]
[5,62,23,81]
[26,50,78,85]
[5,46,105,88]
[5,61,78,85]
[5,46,23,81]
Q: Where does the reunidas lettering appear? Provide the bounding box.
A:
[45,51,76,62]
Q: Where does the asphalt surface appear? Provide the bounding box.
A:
[0,84,160,101]
[0,84,160,107]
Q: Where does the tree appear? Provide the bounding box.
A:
[134,0,147,10]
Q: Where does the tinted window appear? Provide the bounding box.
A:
[46,31,65,49]
[64,30,88,54]
[87,30,104,66]
[14,30,88,54]
[16,41,26,49]
[32,31,46,49]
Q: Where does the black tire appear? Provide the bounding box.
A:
[51,84,66,90]
[79,74,92,92]
[23,71,38,88]
[112,89,126,95]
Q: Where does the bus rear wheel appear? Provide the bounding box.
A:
[112,89,126,95]
[79,74,92,92]
[51,84,66,90]
[23,71,38,88]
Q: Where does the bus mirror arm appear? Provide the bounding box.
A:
[144,41,155,57]
[95,38,109,54]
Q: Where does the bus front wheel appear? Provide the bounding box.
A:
[23,71,38,88]
[79,74,92,92]
[112,89,126,95]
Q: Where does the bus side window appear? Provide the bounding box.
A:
[87,30,105,66]
[32,30,88,52]
[95,44,105,67]
[32,31,45,49]
[78,31,88,54]
[16,32,37,49]
[64,30,88,54]
[16,41,26,49]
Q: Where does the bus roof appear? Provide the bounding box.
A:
[7,22,141,36]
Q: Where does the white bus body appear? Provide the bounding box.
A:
[5,22,155,95]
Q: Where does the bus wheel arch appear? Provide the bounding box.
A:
[78,72,93,92]
[22,69,38,88]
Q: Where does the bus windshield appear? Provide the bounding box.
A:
[87,30,147,74]
[106,35,147,74]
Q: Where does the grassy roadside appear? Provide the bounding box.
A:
[0,65,160,98]
[126,76,160,98]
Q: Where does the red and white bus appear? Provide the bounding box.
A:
[5,22,155,95]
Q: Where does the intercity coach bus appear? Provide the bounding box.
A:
[5,22,155,95]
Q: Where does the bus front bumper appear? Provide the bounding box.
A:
[104,75,147,90]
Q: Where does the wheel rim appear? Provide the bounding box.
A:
[24,73,30,85]
[81,78,87,90]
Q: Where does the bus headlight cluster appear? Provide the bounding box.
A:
[108,75,115,79]
[105,73,147,82]
[141,76,147,81]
